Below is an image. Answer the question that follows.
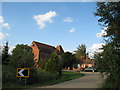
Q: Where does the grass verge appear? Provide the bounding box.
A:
[42,71,85,86]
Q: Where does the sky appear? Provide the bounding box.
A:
[0,2,106,57]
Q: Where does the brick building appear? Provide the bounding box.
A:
[30,41,64,67]
[78,55,95,69]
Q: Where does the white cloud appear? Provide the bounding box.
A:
[0,32,9,40]
[89,43,105,52]
[0,16,11,29]
[88,43,105,58]
[88,52,94,59]
[2,23,11,29]
[0,16,4,23]
[0,45,3,53]
[34,11,57,29]
[96,27,107,37]
[69,28,75,32]
[0,45,15,54]
[9,46,15,54]
[63,17,73,23]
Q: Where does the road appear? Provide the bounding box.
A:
[38,72,103,88]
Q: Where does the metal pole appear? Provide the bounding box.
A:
[25,77,26,86]
[19,77,21,82]
[19,77,21,85]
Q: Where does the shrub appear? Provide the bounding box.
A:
[45,52,62,77]
[2,65,17,87]
[36,67,57,84]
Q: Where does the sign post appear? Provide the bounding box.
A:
[16,68,30,86]
[25,77,26,86]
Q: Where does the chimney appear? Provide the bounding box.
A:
[86,53,89,60]
[56,45,64,53]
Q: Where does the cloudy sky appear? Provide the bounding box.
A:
[1,2,106,57]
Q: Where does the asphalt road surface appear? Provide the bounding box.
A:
[38,72,103,88]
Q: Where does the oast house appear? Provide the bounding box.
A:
[30,41,64,67]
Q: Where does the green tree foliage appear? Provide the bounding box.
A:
[2,65,17,86]
[94,2,120,88]
[74,44,86,59]
[45,52,62,76]
[62,52,78,69]
[2,41,10,65]
[38,58,47,69]
[3,44,37,86]
[10,44,34,68]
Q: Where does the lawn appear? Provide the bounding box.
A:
[43,71,85,86]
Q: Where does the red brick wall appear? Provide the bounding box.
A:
[30,43,40,67]
[30,41,64,67]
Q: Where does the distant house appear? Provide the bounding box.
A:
[74,55,95,70]
[79,55,95,68]
[30,41,64,67]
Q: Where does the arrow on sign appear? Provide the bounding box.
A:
[18,69,25,76]
[17,68,30,77]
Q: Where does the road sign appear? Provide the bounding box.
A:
[16,68,30,77]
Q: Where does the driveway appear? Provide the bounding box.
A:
[38,72,103,88]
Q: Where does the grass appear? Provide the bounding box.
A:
[42,71,85,86]
[3,71,85,89]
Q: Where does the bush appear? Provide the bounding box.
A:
[2,65,17,87]
[45,52,62,77]
[2,65,36,87]
[2,65,57,87]
[26,67,38,85]
[36,67,57,84]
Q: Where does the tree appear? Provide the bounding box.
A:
[45,52,62,76]
[62,52,77,69]
[3,44,40,86]
[94,2,120,88]
[10,44,34,68]
[2,41,10,65]
[74,44,86,59]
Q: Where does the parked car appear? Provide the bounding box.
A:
[84,67,97,72]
